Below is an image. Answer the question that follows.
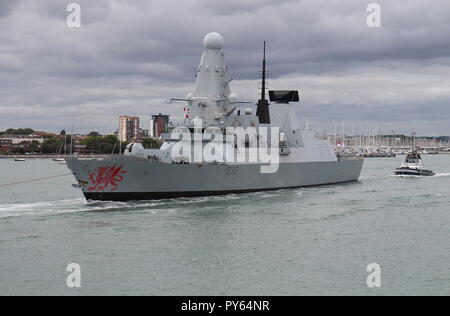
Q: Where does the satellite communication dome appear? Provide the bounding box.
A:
[203,32,224,50]
[228,93,238,104]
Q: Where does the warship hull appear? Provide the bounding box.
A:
[67,157,364,201]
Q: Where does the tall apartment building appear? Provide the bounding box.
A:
[118,116,140,142]
[150,114,170,138]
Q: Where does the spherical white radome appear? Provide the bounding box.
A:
[228,93,238,104]
[203,32,224,50]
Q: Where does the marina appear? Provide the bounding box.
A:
[0,155,109,159]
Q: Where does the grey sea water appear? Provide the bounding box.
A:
[0,157,449,296]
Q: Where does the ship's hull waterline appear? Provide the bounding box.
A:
[67,157,364,201]
[394,168,435,177]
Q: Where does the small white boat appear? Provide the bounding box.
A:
[54,134,68,162]
[14,158,26,162]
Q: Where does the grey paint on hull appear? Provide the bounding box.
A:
[67,157,364,201]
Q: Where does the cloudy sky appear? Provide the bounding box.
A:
[1,0,450,136]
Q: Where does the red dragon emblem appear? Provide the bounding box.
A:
[88,165,127,192]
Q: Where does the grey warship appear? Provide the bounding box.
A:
[67,32,364,201]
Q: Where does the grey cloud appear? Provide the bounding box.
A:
[197,0,298,15]
[0,0,450,135]
[36,0,113,24]
[0,0,19,17]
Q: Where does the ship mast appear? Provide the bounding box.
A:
[261,41,267,101]
[256,41,270,124]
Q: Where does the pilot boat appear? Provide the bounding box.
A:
[395,151,435,177]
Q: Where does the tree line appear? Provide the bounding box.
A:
[1,129,162,154]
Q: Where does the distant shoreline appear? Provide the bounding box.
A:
[0,154,109,159]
